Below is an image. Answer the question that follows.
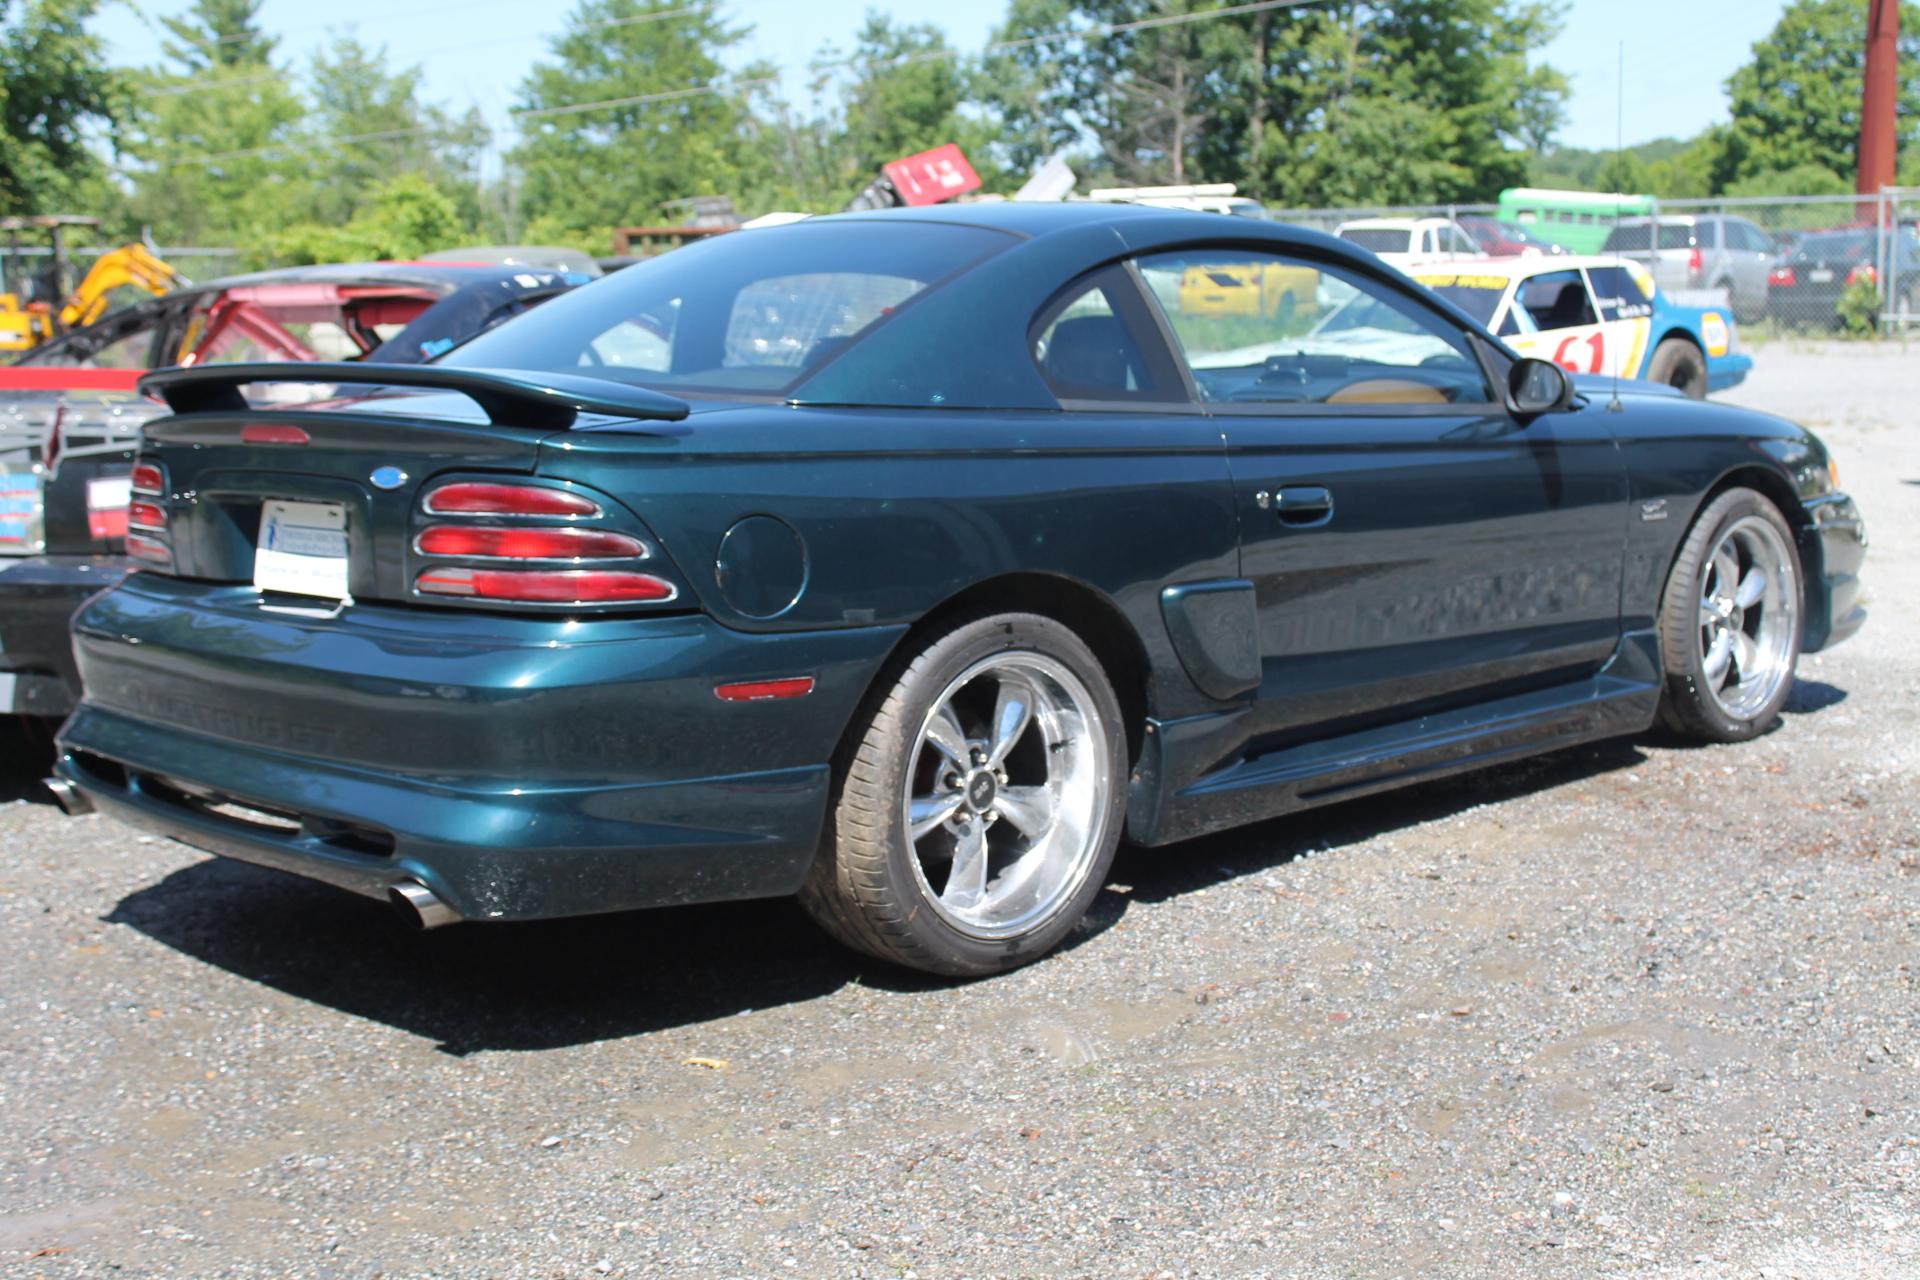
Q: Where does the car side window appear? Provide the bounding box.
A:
[1519,269,1598,329]
[1584,266,1654,322]
[1138,249,1492,407]
[1031,267,1184,404]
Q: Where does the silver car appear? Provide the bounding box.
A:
[1601,215,1775,323]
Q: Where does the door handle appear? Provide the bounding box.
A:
[1256,485,1334,527]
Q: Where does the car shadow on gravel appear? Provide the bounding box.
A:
[96,730,1715,1056]
[1111,736,1651,906]
[105,859,971,1056]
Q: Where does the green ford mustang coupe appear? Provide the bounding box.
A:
[54,204,1866,975]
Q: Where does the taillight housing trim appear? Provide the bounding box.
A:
[422,481,603,519]
[414,567,679,605]
[125,533,173,566]
[127,500,168,531]
[130,461,165,496]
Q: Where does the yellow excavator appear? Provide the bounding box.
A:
[0,215,184,355]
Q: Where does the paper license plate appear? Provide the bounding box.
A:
[254,500,348,599]
[1808,268,1834,283]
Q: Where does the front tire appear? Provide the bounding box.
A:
[800,612,1128,976]
[1656,487,1803,742]
[1646,337,1708,399]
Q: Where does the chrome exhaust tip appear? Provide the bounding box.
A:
[42,776,94,817]
[388,879,460,930]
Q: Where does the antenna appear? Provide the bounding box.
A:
[1608,40,1625,413]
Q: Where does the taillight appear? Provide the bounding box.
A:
[1848,263,1877,287]
[412,478,677,609]
[415,525,645,560]
[125,533,172,566]
[1769,266,1797,287]
[415,567,676,603]
[423,482,600,518]
[1687,246,1703,280]
[126,458,172,569]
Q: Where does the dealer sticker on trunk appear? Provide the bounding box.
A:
[254,499,349,599]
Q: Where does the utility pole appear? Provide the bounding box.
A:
[1858,0,1898,214]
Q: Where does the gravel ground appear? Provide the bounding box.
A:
[2,339,1916,1279]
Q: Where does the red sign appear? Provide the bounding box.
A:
[882,144,982,207]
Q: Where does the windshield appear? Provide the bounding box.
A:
[1411,273,1508,327]
[1339,228,1412,253]
[443,220,1012,396]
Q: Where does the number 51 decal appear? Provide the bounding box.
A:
[1554,332,1605,373]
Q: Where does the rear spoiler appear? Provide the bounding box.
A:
[138,362,691,430]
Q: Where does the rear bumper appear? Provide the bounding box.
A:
[0,554,129,717]
[56,574,906,920]
[1801,493,1866,653]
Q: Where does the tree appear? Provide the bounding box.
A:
[979,0,1568,206]
[304,36,488,229]
[1711,0,1920,191]
[120,0,307,246]
[271,174,465,264]
[509,0,762,236]
[159,0,274,71]
[0,0,123,217]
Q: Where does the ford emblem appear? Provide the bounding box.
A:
[370,466,408,490]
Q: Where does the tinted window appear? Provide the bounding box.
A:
[1520,270,1598,329]
[1031,268,1182,403]
[1792,232,1871,263]
[1585,266,1654,321]
[1602,224,1697,251]
[443,221,1012,396]
[1732,221,1771,251]
[1141,249,1490,407]
[1338,228,1413,253]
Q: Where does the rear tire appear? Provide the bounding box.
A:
[1656,487,1802,743]
[1646,337,1707,399]
[799,612,1127,977]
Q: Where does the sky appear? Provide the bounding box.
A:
[93,0,1796,165]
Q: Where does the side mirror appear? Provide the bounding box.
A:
[1508,357,1573,416]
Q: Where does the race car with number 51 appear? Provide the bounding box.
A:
[1411,256,1751,399]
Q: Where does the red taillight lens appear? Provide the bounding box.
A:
[127,500,167,530]
[423,483,601,518]
[1687,246,1704,279]
[415,567,675,604]
[130,462,164,495]
[1848,263,1877,286]
[1769,266,1797,287]
[416,525,645,560]
[126,533,172,566]
[241,424,311,445]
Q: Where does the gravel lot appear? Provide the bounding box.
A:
[3,339,1916,1279]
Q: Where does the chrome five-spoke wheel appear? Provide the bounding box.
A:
[904,653,1111,939]
[1696,514,1798,720]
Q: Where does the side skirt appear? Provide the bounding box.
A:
[1128,629,1663,847]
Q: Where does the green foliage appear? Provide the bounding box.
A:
[1530,136,1717,198]
[269,174,465,265]
[979,0,1567,206]
[1836,277,1881,337]
[160,0,275,70]
[1722,163,1850,199]
[1712,0,1920,191]
[508,0,762,236]
[0,0,123,217]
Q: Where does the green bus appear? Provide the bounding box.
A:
[1497,188,1656,254]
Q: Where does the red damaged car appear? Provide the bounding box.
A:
[0,262,584,721]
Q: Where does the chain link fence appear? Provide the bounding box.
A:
[1266,190,1920,336]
